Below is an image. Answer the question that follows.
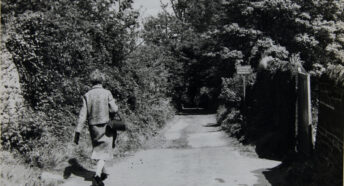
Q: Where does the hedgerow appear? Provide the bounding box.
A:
[1,1,176,179]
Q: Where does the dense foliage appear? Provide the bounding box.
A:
[157,0,344,163]
[3,0,139,108]
[1,0,343,184]
[1,0,175,171]
[138,0,341,111]
[159,0,343,119]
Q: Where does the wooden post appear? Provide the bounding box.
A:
[118,0,121,12]
[295,73,299,152]
[243,75,246,101]
[297,72,312,156]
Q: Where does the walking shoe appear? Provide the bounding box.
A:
[92,175,104,186]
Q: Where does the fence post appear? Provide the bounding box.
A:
[243,75,246,101]
[297,72,313,156]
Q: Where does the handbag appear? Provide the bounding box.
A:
[108,112,126,131]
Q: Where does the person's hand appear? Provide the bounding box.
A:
[74,132,80,145]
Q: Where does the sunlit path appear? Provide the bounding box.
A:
[62,115,281,186]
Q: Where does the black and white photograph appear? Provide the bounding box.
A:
[0,0,343,185]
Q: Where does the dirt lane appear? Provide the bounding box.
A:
[62,114,280,186]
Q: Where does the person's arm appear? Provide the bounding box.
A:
[74,97,87,144]
[109,92,118,113]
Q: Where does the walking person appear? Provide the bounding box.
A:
[73,69,119,186]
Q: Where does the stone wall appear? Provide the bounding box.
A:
[0,43,26,125]
[316,64,344,185]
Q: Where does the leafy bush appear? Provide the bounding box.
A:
[217,105,244,141]
[1,110,43,154]
[1,3,177,183]
[219,76,242,106]
[219,73,256,106]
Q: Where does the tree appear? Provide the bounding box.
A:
[3,0,139,108]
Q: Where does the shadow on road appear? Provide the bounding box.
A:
[260,163,301,186]
[177,107,215,115]
[203,123,221,127]
[63,158,95,181]
[252,165,291,186]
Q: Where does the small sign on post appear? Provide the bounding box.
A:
[236,65,252,75]
[236,65,252,101]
